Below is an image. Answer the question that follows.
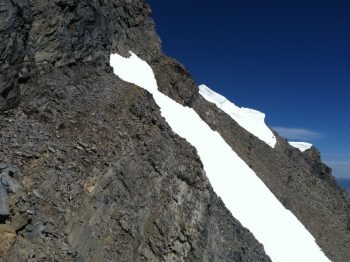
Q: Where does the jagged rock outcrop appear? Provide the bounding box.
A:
[1,0,161,111]
[0,1,271,261]
[151,56,198,106]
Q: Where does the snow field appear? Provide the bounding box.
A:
[289,142,313,152]
[199,85,276,148]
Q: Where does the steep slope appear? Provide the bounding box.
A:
[0,66,269,261]
[0,0,349,261]
[111,52,329,262]
[192,85,350,261]
[0,0,270,261]
[151,47,350,260]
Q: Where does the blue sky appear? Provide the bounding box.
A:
[147,0,350,178]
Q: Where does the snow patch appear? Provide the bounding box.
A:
[199,84,277,148]
[289,142,313,152]
[110,52,330,262]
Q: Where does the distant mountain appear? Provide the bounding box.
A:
[338,178,350,195]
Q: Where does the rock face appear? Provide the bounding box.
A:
[0,0,348,261]
[0,66,269,261]
[1,0,161,111]
[0,1,270,261]
[0,0,31,110]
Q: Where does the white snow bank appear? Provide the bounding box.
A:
[289,142,313,152]
[110,52,330,262]
[199,85,276,148]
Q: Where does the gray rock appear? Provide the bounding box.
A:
[1,0,161,111]
[0,0,32,110]
[0,66,270,261]
[151,56,198,106]
[0,163,23,221]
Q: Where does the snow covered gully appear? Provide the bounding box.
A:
[110,52,330,262]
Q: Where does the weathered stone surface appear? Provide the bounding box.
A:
[0,0,161,111]
[151,55,198,106]
[0,66,270,261]
[0,225,16,257]
[0,0,32,110]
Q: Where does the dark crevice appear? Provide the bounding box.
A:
[15,218,32,235]
[0,214,9,223]
[1,85,12,99]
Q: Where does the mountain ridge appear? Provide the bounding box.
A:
[0,1,270,260]
[0,0,349,261]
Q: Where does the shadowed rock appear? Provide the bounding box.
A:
[0,0,161,111]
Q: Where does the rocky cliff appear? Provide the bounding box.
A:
[0,1,270,261]
[0,0,349,261]
[0,0,161,110]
